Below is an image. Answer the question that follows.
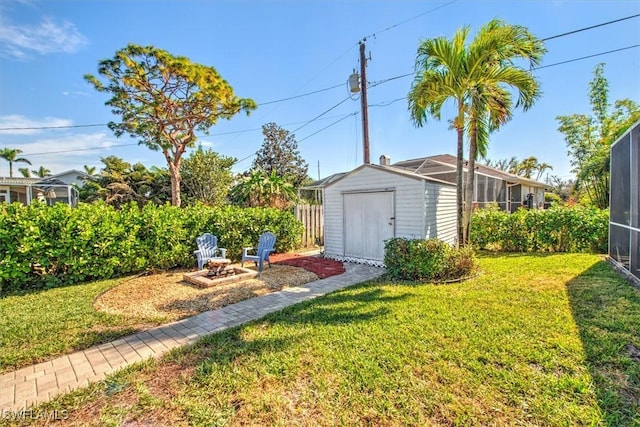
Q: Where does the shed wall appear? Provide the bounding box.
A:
[323,166,456,264]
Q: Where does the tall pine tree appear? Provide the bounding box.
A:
[252,122,309,188]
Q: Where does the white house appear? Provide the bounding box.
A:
[0,169,87,206]
[322,162,457,266]
[392,154,549,212]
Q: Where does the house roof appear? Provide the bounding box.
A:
[393,154,550,188]
[323,163,456,188]
[301,172,348,190]
[0,177,40,185]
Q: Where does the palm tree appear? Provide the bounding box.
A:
[463,20,545,244]
[31,166,51,178]
[408,20,545,246]
[408,27,469,246]
[0,148,32,178]
[18,167,32,178]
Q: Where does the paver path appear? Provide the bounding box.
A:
[0,262,383,412]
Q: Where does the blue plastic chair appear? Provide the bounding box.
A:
[194,233,227,270]
[241,232,276,272]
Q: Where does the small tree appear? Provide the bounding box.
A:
[230,169,297,209]
[252,122,309,188]
[181,146,235,206]
[85,44,256,207]
[557,63,640,208]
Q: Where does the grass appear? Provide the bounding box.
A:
[0,277,164,373]
[8,252,638,426]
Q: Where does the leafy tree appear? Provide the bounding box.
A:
[557,63,640,208]
[181,146,235,206]
[485,156,518,173]
[80,155,171,207]
[0,148,31,177]
[546,175,575,203]
[408,19,544,246]
[230,169,297,209]
[252,122,309,188]
[18,168,31,178]
[85,43,256,207]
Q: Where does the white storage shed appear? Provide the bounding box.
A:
[322,163,457,266]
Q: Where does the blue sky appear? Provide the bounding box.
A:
[1,0,639,182]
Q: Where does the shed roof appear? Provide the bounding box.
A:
[323,163,456,188]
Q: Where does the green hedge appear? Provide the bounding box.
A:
[0,202,302,295]
[470,206,608,253]
[384,238,477,282]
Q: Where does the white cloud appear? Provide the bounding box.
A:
[0,115,73,135]
[0,16,88,59]
[10,132,122,174]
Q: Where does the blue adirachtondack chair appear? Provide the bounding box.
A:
[241,232,276,272]
[194,233,227,270]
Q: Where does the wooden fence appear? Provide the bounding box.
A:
[294,204,324,247]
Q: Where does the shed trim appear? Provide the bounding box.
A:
[341,187,395,195]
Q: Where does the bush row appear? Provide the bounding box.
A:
[470,206,609,253]
[0,202,302,295]
[384,238,477,282]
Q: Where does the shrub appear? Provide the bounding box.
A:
[384,237,477,282]
[470,205,608,253]
[0,202,302,295]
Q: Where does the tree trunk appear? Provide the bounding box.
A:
[165,151,182,207]
[464,124,478,246]
[455,104,465,248]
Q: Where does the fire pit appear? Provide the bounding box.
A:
[206,258,232,277]
[183,262,258,288]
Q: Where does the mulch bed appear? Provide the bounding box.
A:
[271,253,345,278]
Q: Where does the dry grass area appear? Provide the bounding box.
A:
[94,264,318,321]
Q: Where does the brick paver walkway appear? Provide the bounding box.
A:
[0,262,383,411]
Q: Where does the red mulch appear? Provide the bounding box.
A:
[271,253,345,279]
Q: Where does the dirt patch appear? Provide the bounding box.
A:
[94,264,318,321]
[271,253,345,278]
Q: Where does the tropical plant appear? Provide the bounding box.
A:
[513,156,552,180]
[31,166,51,178]
[85,44,256,206]
[181,146,235,206]
[408,19,545,246]
[79,156,171,207]
[230,169,297,209]
[0,148,31,178]
[485,156,518,173]
[557,63,640,208]
[252,122,309,188]
[463,20,544,245]
[18,167,31,178]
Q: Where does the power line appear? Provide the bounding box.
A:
[234,111,359,171]
[25,143,139,157]
[298,112,358,143]
[291,96,353,134]
[257,82,345,106]
[363,0,460,39]
[0,123,107,131]
[532,44,640,70]
[541,13,640,42]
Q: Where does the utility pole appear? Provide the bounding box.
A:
[359,39,370,164]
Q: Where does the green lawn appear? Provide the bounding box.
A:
[10,252,637,426]
[0,277,165,373]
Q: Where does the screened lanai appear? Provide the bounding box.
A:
[609,121,639,283]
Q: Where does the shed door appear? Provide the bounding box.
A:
[343,191,395,261]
